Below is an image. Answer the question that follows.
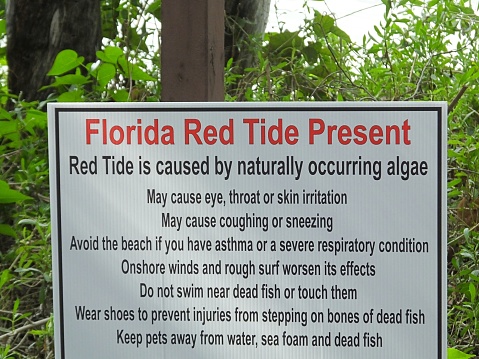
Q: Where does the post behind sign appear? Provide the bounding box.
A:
[161,0,224,101]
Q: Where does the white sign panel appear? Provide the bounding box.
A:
[48,102,446,359]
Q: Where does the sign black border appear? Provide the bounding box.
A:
[53,105,445,359]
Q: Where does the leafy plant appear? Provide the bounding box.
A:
[0,90,52,358]
[448,347,476,358]
[44,47,157,102]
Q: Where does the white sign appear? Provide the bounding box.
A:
[48,102,446,359]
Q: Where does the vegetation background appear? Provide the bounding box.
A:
[0,0,478,358]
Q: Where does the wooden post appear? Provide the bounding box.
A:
[161,0,224,101]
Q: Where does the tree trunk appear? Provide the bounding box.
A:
[225,0,271,69]
[6,0,101,103]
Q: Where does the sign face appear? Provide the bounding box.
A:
[48,102,446,359]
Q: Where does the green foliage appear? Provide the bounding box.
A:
[448,227,479,352]
[226,10,355,102]
[44,46,158,102]
[0,87,51,358]
[449,347,476,358]
[0,179,31,238]
[0,180,31,204]
[47,50,85,76]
